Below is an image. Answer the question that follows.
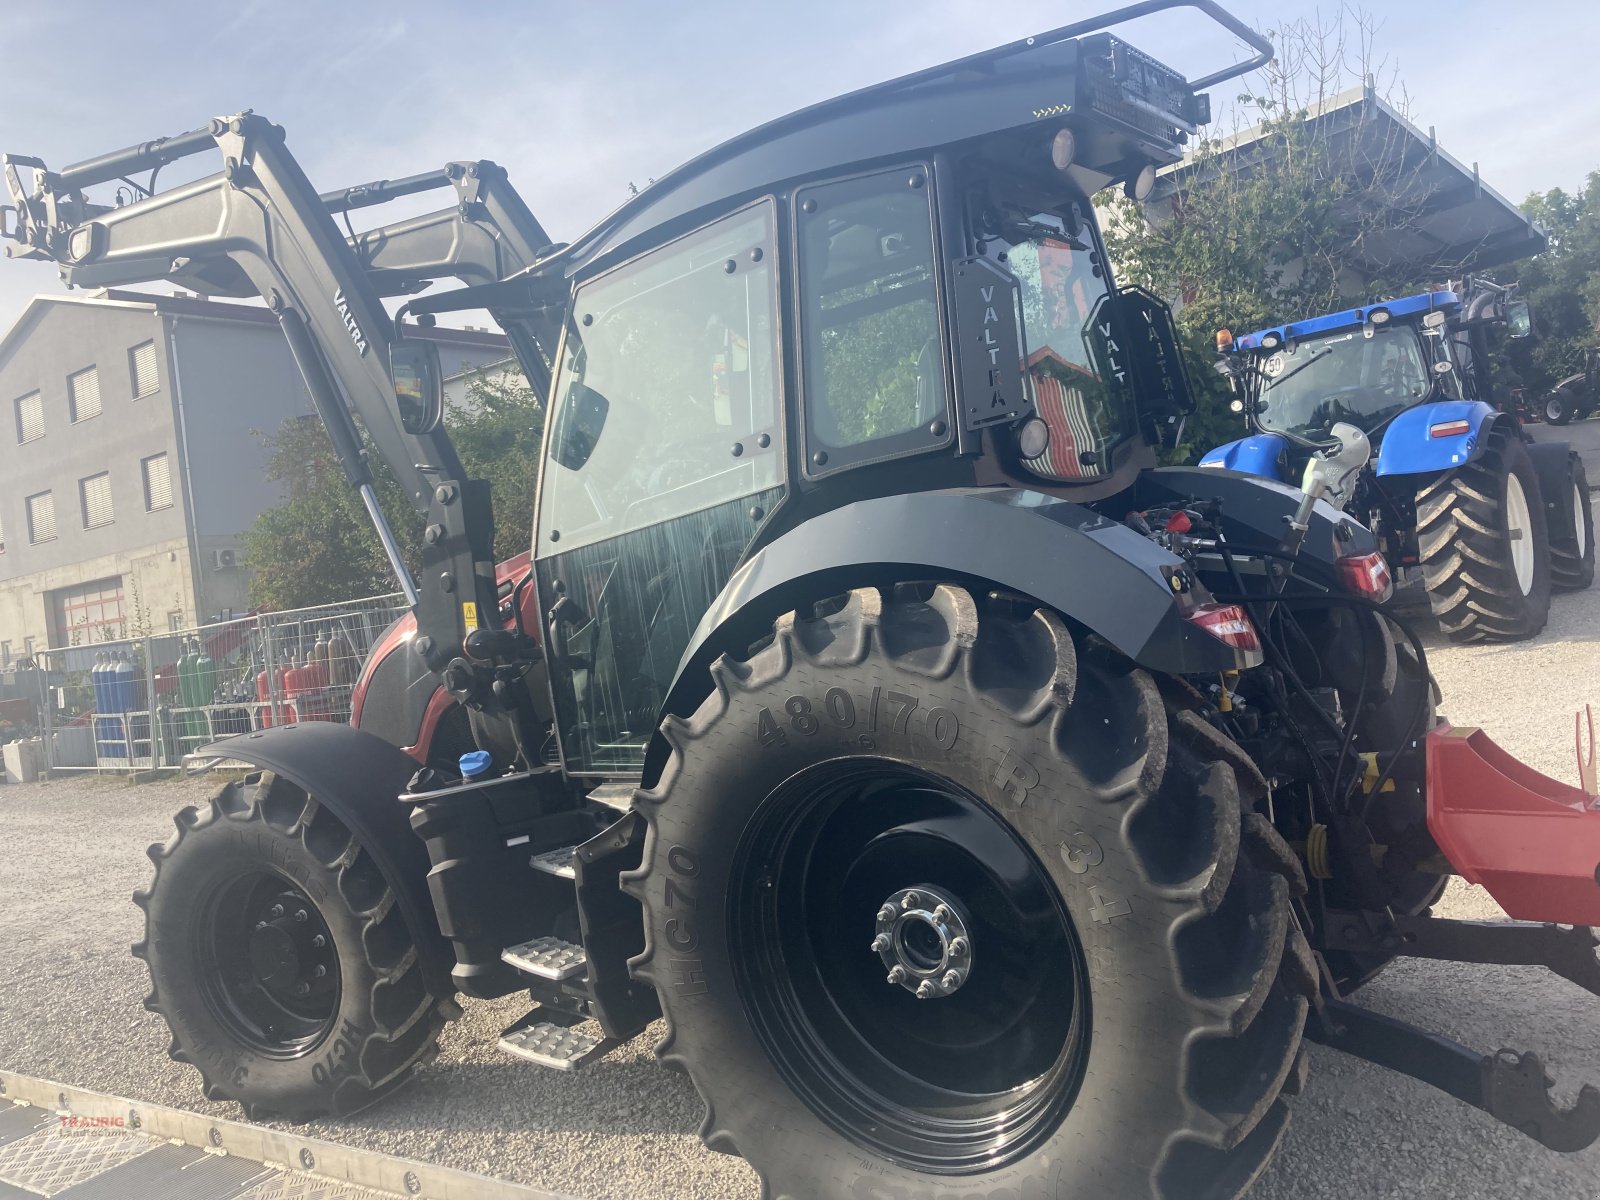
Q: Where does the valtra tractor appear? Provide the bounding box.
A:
[1203,284,1594,642]
[7,3,1600,1196]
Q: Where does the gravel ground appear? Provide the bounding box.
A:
[3,545,1598,1199]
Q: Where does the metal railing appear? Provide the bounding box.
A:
[14,594,407,774]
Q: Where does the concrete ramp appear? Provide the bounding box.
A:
[0,1071,568,1200]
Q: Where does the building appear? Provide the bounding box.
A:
[0,290,508,660]
[1142,83,1546,297]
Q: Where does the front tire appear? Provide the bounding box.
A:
[627,585,1313,1199]
[133,772,449,1120]
[1550,452,1595,592]
[1415,426,1552,642]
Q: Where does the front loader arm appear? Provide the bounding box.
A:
[3,114,528,714]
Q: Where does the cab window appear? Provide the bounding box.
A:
[542,202,781,553]
[797,167,948,474]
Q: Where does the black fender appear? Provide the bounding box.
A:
[1525,439,1581,545]
[198,722,452,998]
[645,487,1249,784]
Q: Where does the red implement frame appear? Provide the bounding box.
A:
[1426,716,1600,925]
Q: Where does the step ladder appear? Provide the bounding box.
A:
[496,843,619,1071]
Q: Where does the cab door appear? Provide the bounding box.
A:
[535,202,784,775]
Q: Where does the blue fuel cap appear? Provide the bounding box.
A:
[458,750,493,779]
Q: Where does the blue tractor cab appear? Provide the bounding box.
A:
[1204,283,1593,641]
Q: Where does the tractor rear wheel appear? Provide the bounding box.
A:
[1415,426,1551,642]
[133,772,450,1120]
[627,585,1314,1200]
[1550,452,1595,592]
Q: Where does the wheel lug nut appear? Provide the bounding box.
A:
[871,933,892,953]
[887,966,907,985]
[311,934,327,948]
[915,981,937,999]
[294,983,310,996]
[877,905,897,922]
[933,904,952,923]
[943,970,962,989]
[312,965,326,978]
[949,937,968,957]
[294,909,308,923]
[255,921,268,931]
[902,891,921,910]
[270,904,284,918]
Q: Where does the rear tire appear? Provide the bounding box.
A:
[1416,426,1552,642]
[133,772,449,1120]
[1550,452,1595,592]
[627,585,1313,1199]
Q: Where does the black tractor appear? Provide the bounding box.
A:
[8,2,1600,1197]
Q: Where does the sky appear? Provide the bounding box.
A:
[0,0,1594,333]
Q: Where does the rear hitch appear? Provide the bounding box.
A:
[1309,999,1600,1152]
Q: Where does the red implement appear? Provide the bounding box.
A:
[1426,716,1600,925]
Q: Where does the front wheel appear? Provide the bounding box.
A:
[627,585,1314,1199]
[1545,391,1576,426]
[1415,426,1552,642]
[133,772,450,1119]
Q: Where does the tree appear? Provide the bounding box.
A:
[242,362,544,610]
[1501,172,1600,394]
[1099,10,1446,459]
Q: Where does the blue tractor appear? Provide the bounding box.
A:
[1205,283,1594,641]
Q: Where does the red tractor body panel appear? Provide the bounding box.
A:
[1426,722,1600,924]
[350,552,536,763]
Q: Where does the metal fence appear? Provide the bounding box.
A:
[8,594,407,774]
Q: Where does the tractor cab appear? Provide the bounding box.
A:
[492,14,1245,773]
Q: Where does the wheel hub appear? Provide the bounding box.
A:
[872,885,973,999]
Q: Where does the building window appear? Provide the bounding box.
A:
[168,610,185,632]
[22,638,34,661]
[68,366,101,422]
[130,341,159,398]
[80,472,114,529]
[26,491,56,544]
[0,642,10,668]
[14,392,43,444]
[142,452,173,511]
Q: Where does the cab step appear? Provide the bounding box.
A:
[501,935,587,980]
[498,1019,615,1071]
[529,844,577,879]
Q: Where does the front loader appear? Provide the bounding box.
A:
[7,3,1600,1196]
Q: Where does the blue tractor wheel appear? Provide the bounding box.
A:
[1414,426,1552,642]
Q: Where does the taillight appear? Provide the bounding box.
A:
[1336,550,1394,601]
[1429,419,1471,438]
[1185,603,1261,652]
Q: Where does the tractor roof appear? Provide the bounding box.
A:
[1233,290,1462,351]
[550,25,1219,278]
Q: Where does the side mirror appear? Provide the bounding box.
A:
[391,339,444,434]
[1505,301,1532,339]
[551,382,610,471]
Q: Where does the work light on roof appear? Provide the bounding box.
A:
[1368,308,1391,324]
[1260,332,1282,349]
[1125,164,1156,202]
[1050,128,1077,172]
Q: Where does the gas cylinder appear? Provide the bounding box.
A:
[255,653,274,729]
[326,629,355,687]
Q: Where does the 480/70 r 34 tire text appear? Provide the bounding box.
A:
[626,584,1316,1200]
